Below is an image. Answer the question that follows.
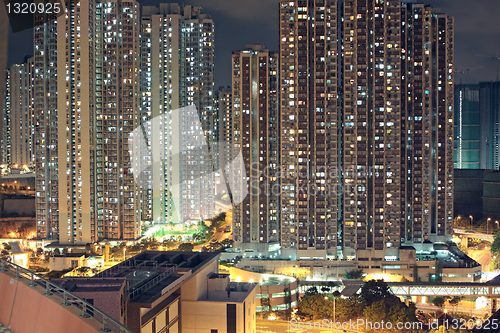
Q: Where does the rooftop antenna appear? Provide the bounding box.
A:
[476,53,500,81]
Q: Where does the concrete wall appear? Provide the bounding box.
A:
[181,300,254,333]
[236,258,481,283]
[0,270,104,333]
[229,267,299,310]
[49,255,85,271]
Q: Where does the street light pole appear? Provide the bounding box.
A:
[333,296,336,324]
[488,218,491,234]
[470,215,473,231]
[325,295,336,324]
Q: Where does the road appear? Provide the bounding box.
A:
[454,229,494,242]
[193,200,233,251]
[469,249,492,272]
[257,319,362,333]
[415,304,490,317]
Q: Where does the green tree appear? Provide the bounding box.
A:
[448,296,462,313]
[430,325,463,333]
[298,294,329,320]
[343,268,364,279]
[283,286,293,320]
[177,243,194,252]
[305,286,318,296]
[363,300,389,322]
[432,296,447,308]
[359,280,391,306]
[388,304,416,326]
[491,231,500,255]
[334,297,364,320]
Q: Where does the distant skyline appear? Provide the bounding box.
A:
[6,0,500,87]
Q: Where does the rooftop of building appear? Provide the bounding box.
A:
[94,251,220,304]
[51,277,126,293]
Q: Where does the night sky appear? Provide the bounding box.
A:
[7,0,500,87]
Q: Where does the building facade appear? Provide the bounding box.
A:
[399,3,454,247]
[231,45,280,255]
[454,84,480,169]
[453,82,500,171]
[274,0,454,260]
[215,85,231,171]
[479,82,500,170]
[5,57,35,168]
[278,0,340,260]
[138,4,215,225]
[34,10,60,240]
[34,0,142,244]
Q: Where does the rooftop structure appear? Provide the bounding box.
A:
[79,251,257,333]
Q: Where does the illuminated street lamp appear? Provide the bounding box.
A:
[488,218,491,234]
[470,215,473,231]
[325,295,336,324]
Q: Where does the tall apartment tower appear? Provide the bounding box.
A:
[279,0,340,259]
[216,86,232,172]
[231,45,280,255]
[34,11,59,239]
[278,0,453,260]
[454,84,480,169]
[5,57,35,168]
[400,3,454,246]
[341,0,403,258]
[56,0,141,244]
[479,82,500,170]
[139,4,215,224]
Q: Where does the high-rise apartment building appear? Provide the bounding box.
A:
[139,4,215,224]
[5,57,35,168]
[454,84,480,169]
[34,0,141,244]
[34,11,59,240]
[479,82,500,170]
[400,3,454,247]
[97,0,141,241]
[453,82,500,171]
[277,0,454,260]
[215,86,231,170]
[57,0,141,244]
[231,45,280,255]
[279,0,340,259]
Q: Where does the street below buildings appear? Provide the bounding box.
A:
[257,319,362,333]
[415,303,491,318]
[469,248,493,272]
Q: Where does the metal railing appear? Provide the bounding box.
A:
[0,259,133,333]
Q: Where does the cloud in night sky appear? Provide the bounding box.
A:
[6,0,500,87]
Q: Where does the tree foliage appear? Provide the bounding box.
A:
[177,243,194,252]
[343,268,364,279]
[359,279,391,306]
[297,294,329,320]
[491,231,500,255]
[432,296,447,308]
[304,286,318,296]
[335,297,364,320]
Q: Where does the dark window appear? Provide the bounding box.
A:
[211,330,218,333]
[227,304,236,333]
